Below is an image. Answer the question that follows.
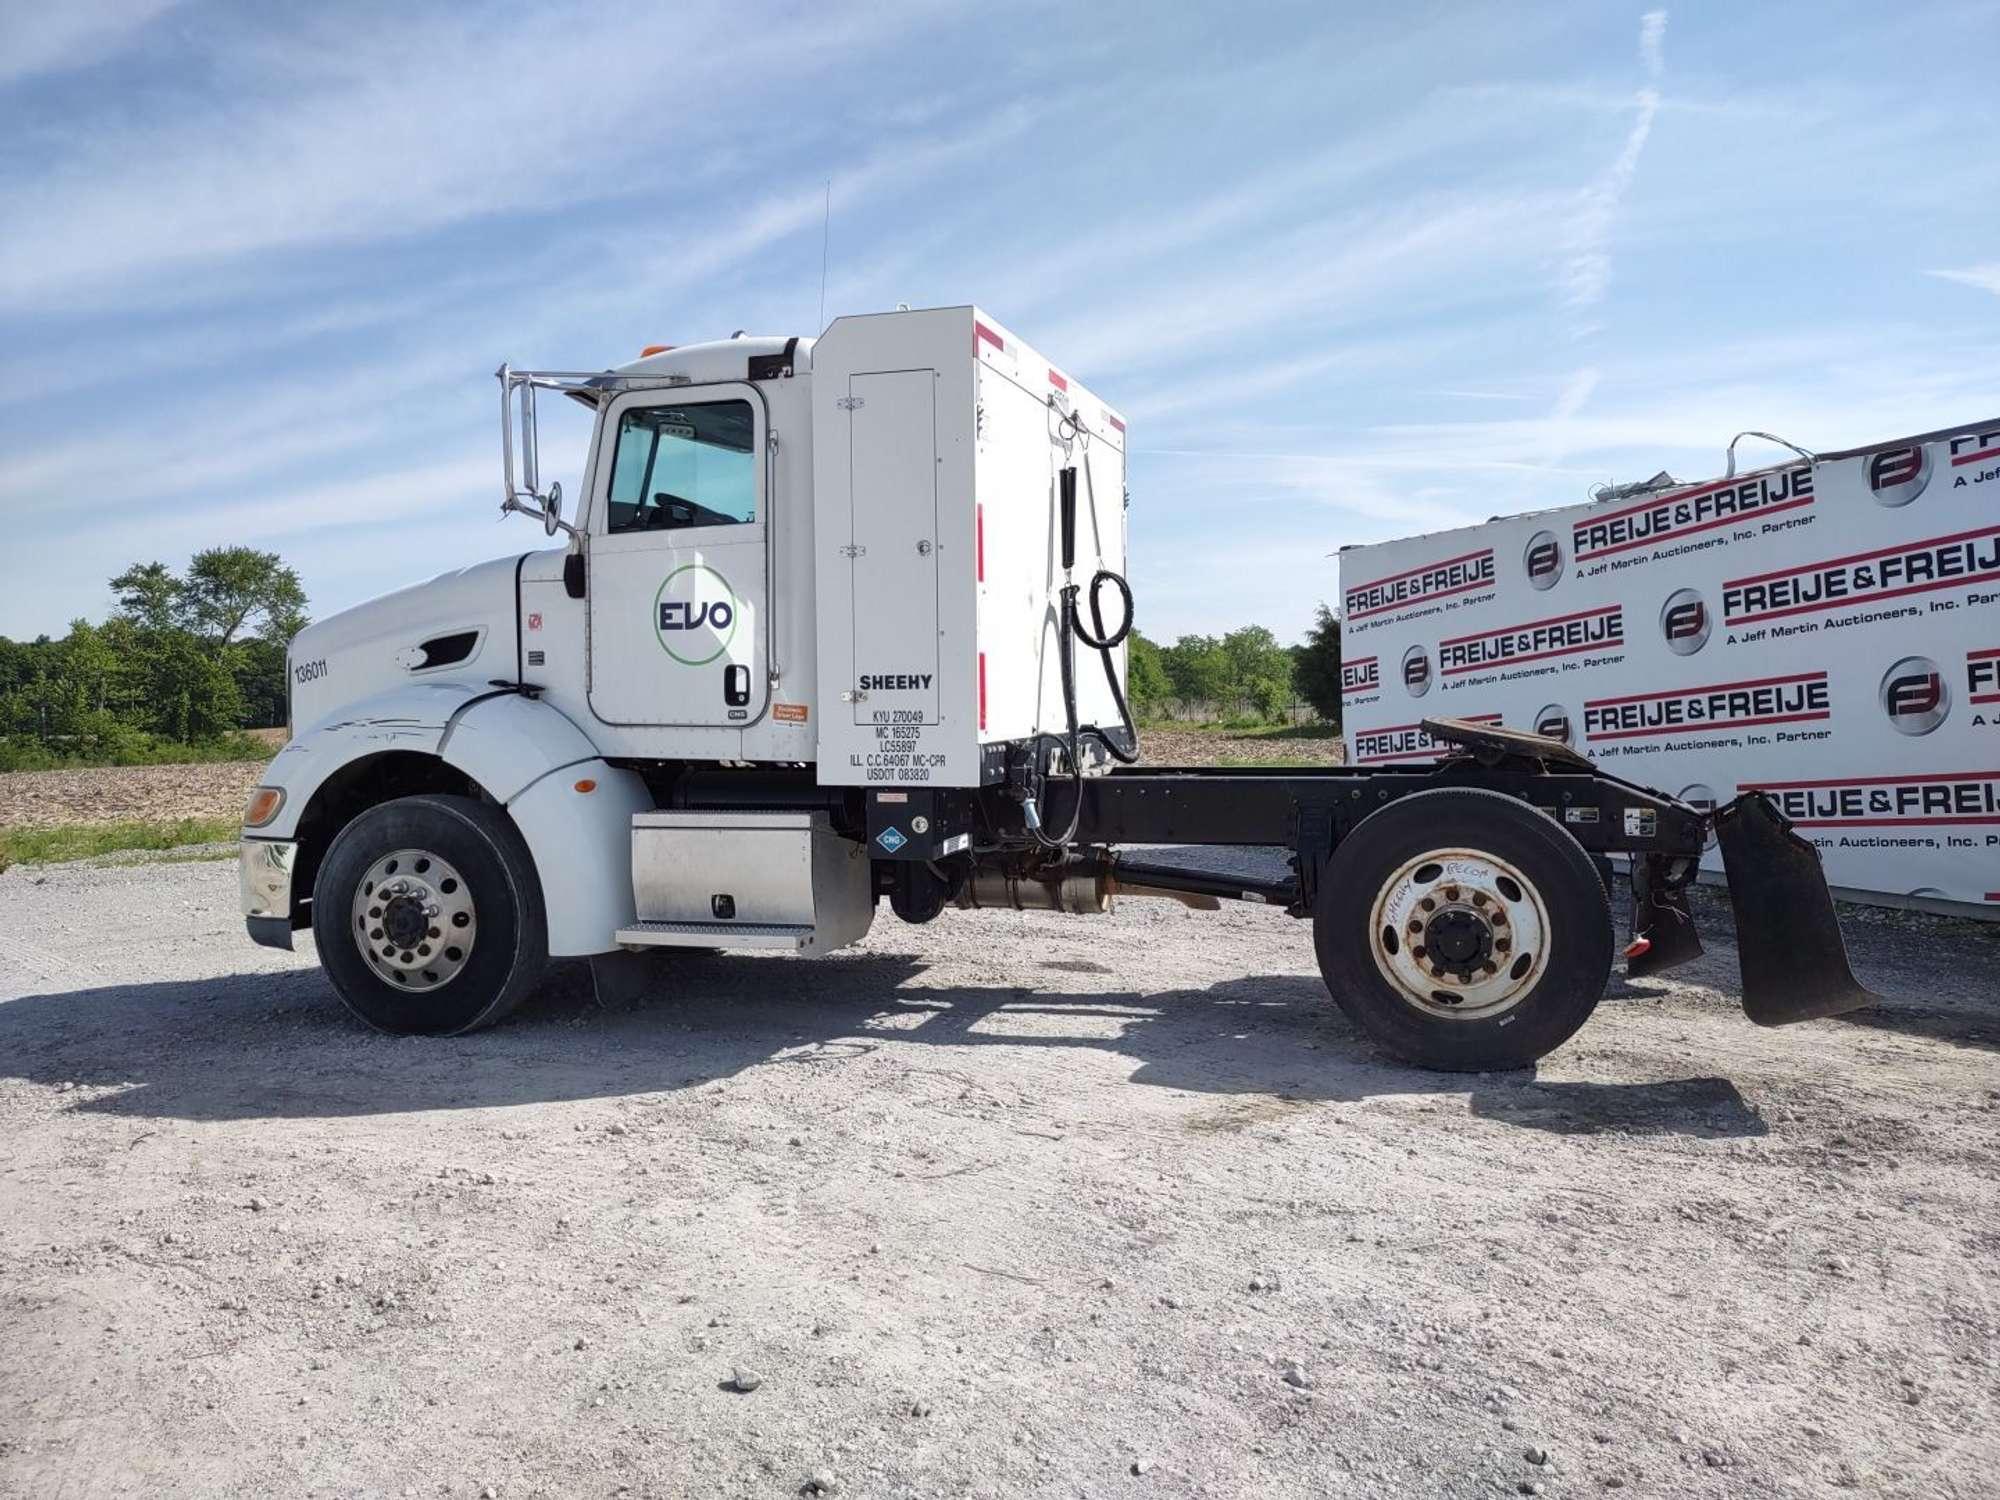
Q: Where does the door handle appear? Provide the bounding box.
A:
[723,663,751,707]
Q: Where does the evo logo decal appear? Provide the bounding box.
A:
[653,564,739,666]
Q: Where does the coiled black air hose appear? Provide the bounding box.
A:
[1029,463,1141,850]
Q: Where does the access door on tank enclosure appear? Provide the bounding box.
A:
[811,307,1128,790]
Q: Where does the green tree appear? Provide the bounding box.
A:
[1161,634,1232,705]
[230,636,290,729]
[1293,604,1344,726]
[133,629,243,742]
[1125,630,1171,718]
[110,561,182,633]
[1220,625,1295,722]
[180,547,308,647]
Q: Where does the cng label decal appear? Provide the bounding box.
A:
[653,564,739,665]
[875,826,908,853]
[1867,446,1931,508]
[1880,655,1949,735]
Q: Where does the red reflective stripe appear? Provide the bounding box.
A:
[978,653,988,730]
[976,504,985,582]
[1108,414,1125,433]
[974,322,1004,353]
[1048,369,1068,391]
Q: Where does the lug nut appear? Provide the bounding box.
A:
[1491,910,1508,926]
[1471,892,1488,907]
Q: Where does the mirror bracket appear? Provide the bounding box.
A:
[497,363,577,539]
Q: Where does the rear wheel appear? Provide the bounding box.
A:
[312,793,547,1036]
[1312,788,1611,1071]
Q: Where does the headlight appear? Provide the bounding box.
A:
[243,786,286,828]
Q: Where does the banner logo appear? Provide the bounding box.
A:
[1879,655,1949,735]
[1745,771,2000,828]
[1341,656,1380,698]
[1584,671,1831,741]
[1523,530,1563,591]
[1437,605,1623,677]
[1353,713,1502,764]
[1533,704,1573,746]
[1344,548,1496,622]
[1969,647,2000,706]
[1401,644,1433,698]
[1659,588,1710,655]
[1866,446,1931,508]
[1722,524,2000,625]
[1571,465,1813,563]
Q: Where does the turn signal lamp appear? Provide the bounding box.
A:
[243,786,286,828]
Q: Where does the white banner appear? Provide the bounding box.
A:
[1339,419,2000,914]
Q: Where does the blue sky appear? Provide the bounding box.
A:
[1,0,1996,645]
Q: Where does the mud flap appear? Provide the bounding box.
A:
[1627,854,1703,978]
[1713,792,1877,1025]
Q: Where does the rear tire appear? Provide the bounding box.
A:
[312,794,548,1036]
[1312,787,1611,1071]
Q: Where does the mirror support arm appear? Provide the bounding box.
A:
[497,363,576,539]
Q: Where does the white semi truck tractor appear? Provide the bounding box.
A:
[238,307,1873,1070]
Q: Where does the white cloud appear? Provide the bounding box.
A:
[1558,12,1667,327]
[1929,264,2000,297]
[0,5,924,310]
[1639,10,1668,80]
[0,0,182,85]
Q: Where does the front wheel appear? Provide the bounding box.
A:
[1313,787,1612,1071]
[312,793,548,1036]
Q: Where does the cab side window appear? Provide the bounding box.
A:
[605,400,756,533]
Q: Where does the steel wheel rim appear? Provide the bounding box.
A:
[350,847,477,993]
[1366,847,1551,1021]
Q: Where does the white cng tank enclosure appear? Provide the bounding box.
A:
[810,307,1128,788]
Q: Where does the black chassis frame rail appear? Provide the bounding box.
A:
[1067,760,1706,917]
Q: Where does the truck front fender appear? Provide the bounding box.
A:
[255,685,649,958]
[257,682,475,839]
[440,692,651,956]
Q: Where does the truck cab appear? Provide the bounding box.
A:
[245,308,1138,1031]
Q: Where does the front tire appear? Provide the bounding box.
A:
[1313,787,1612,1071]
[312,794,548,1036]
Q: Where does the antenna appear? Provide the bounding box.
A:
[817,179,831,333]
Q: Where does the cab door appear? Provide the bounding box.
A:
[586,384,769,728]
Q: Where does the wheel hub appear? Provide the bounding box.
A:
[350,849,477,993]
[1424,906,1493,974]
[1366,850,1551,1021]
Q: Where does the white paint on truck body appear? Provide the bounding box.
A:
[810,307,1127,787]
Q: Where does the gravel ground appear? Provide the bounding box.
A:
[1,856,1996,1499]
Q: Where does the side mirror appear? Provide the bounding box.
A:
[497,363,576,538]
